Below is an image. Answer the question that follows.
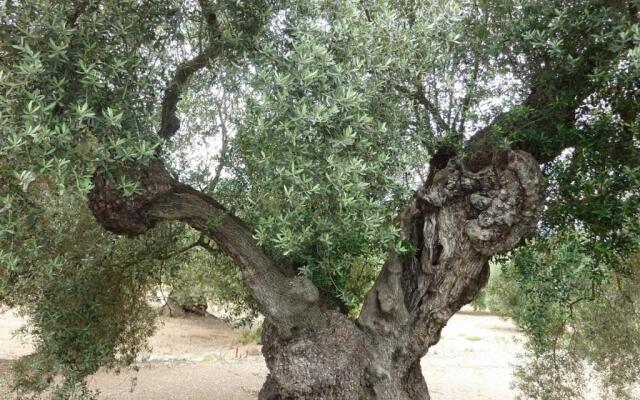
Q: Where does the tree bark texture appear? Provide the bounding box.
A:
[88,149,541,399]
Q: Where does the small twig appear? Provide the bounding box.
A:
[395,82,449,134]
[208,98,230,192]
[157,240,201,261]
[359,0,372,22]
[457,55,480,135]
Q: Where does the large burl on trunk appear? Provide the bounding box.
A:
[89,149,541,399]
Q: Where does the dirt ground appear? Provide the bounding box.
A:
[0,307,524,400]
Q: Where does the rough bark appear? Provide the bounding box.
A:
[257,313,432,400]
[258,313,370,400]
[356,149,542,399]
[88,147,541,400]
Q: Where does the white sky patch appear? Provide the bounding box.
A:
[167,82,237,189]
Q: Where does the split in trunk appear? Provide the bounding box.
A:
[88,148,541,399]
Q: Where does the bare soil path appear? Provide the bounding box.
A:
[0,307,523,400]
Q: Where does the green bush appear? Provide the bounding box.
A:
[483,234,640,399]
[238,325,263,345]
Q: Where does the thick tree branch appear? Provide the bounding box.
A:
[88,161,324,334]
[89,1,329,336]
[358,150,542,369]
[359,39,605,365]
[357,6,634,381]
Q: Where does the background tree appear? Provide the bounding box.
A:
[1,0,639,399]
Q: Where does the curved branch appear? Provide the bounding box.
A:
[89,1,328,335]
[88,161,323,334]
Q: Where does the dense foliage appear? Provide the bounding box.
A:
[484,238,640,399]
[1,194,164,399]
[1,0,639,398]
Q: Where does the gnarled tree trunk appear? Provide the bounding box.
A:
[79,0,632,397]
[254,149,541,400]
[85,5,544,395]
[89,148,541,400]
[258,312,430,400]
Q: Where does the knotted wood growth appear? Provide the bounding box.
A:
[357,150,542,399]
[88,161,179,235]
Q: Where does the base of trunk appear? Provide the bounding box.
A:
[258,312,430,400]
[258,311,368,399]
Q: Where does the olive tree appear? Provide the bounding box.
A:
[1,0,639,399]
